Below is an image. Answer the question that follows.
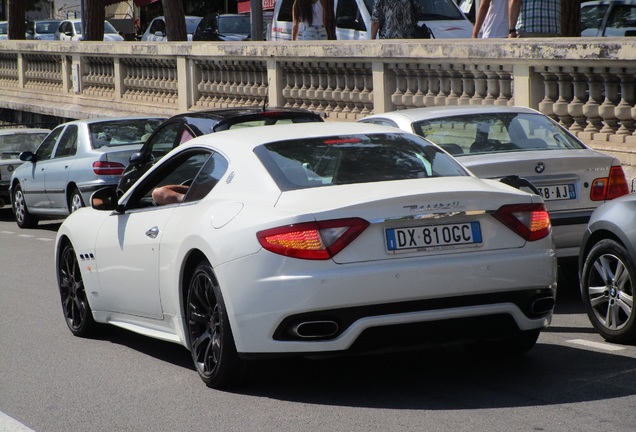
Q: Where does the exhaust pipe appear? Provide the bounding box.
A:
[291,320,339,339]
[530,296,555,315]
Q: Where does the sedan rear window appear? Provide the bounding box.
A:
[256,133,469,191]
[411,113,585,156]
[89,119,164,149]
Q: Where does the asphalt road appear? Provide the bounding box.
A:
[1,209,635,432]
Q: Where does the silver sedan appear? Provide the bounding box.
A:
[359,106,630,259]
[10,117,164,228]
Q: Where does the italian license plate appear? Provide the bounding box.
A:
[536,184,575,201]
[386,222,482,252]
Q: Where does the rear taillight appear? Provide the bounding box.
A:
[93,161,125,176]
[257,218,370,260]
[494,203,551,241]
[590,166,629,201]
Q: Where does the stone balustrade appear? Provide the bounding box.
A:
[1,38,636,158]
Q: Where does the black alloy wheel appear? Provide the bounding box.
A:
[187,261,248,388]
[58,242,96,337]
[581,239,636,344]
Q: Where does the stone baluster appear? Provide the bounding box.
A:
[299,64,311,110]
[348,63,364,117]
[412,65,427,107]
[423,65,439,107]
[567,68,588,133]
[615,69,635,136]
[582,68,604,135]
[322,63,336,115]
[390,64,406,110]
[598,69,620,135]
[313,63,327,114]
[401,64,416,109]
[470,67,487,105]
[537,67,558,121]
[446,65,462,106]
[553,68,574,129]
[458,67,474,105]
[340,63,354,117]
[434,67,450,106]
[495,67,512,106]
[359,63,373,115]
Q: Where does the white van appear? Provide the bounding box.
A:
[270,0,473,41]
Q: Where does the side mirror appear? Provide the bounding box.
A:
[91,187,119,211]
[129,151,144,165]
[19,151,36,162]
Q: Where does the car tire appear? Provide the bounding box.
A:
[57,241,97,337]
[12,184,39,229]
[68,187,84,213]
[186,261,249,388]
[581,239,636,344]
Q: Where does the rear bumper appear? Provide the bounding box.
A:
[215,244,557,355]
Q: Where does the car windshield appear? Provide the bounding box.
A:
[411,112,586,156]
[35,21,60,34]
[256,133,468,191]
[0,132,49,159]
[218,16,251,34]
[89,119,164,149]
[73,21,118,34]
[0,23,7,34]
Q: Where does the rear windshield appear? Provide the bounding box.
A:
[256,133,468,191]
[411,112,586,156]
[216,112,323,131]
[0,132,49,159]
[89,118,164,149]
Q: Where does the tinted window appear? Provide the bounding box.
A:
[218,16,251,34]
[36,128,63,160]
[581,4,609,31]
[145,121,184,160]
[277,0,294,21]
[184,152,228,202]
[412,113,585,156]
[54,125,78,158]
[0,132,48,157]
[256,133,468,191]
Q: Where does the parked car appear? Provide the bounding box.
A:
[55,19,124,41]
[579,193,636,344]
[270,0,473,40]
[55,122,556,388]
[192,13,251,41]
[26,19,62,40]
[141,16,203,41]
[358,106,629,260]
[10,117,165,228]
[581,0,636,36]
[0,21,7,40]
[0,128,50,209]
[117,107,324,195]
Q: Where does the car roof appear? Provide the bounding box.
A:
[362,106,541,121]
[0,128,50,135]
[168,107,322,122]
[54,117,166,127]
[179,122,406,154]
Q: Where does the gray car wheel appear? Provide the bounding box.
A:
[69,188,84,213]
[12,184,39,229]
[581,239,636,344]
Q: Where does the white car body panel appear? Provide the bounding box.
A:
[55,122,556,357]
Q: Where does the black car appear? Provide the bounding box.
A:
[192,13,251,41]
[117,107,324,195]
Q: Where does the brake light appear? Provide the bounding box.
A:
[590,166,629,201]
[494,203,551,241]
[257,218,370,260]
[93,161,125,176]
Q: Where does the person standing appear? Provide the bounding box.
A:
[370,0,427,39]
[472,0,509,38]
[509,0,561,38]
[292,0,336,40]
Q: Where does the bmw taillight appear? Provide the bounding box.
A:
[590,166,629,201]
[93,161,125,176]
[257,218,370,260]
[494,203,551,241]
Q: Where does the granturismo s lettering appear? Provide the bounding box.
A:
[403,201,462,212]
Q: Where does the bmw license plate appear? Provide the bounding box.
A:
[386,222,482,252]
[536,184,575,201]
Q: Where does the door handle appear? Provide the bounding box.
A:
[145,226,159,238]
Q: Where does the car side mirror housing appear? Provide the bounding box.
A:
[129,151,144,165]
[19,151,36,162]
[91,187,119,211]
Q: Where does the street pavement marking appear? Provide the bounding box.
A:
[17,234,34,238]
[0,412,36,432]
[567,339,626,352]
[36,238,54,242]
[1,230,14,234]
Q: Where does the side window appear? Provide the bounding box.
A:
[150,19,165,34]
[581,5,608,32]
[126,150,211,210]
[184,152,229,202]
[145,122,183,161]
[53,125,78,158]
[36,127,63,160]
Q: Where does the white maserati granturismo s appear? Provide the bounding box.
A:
[55,122,557,389]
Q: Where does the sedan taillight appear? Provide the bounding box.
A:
[590,165,629,201]
[257,218,370,260]
[93,161,125,176]
[494,203,551,241]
